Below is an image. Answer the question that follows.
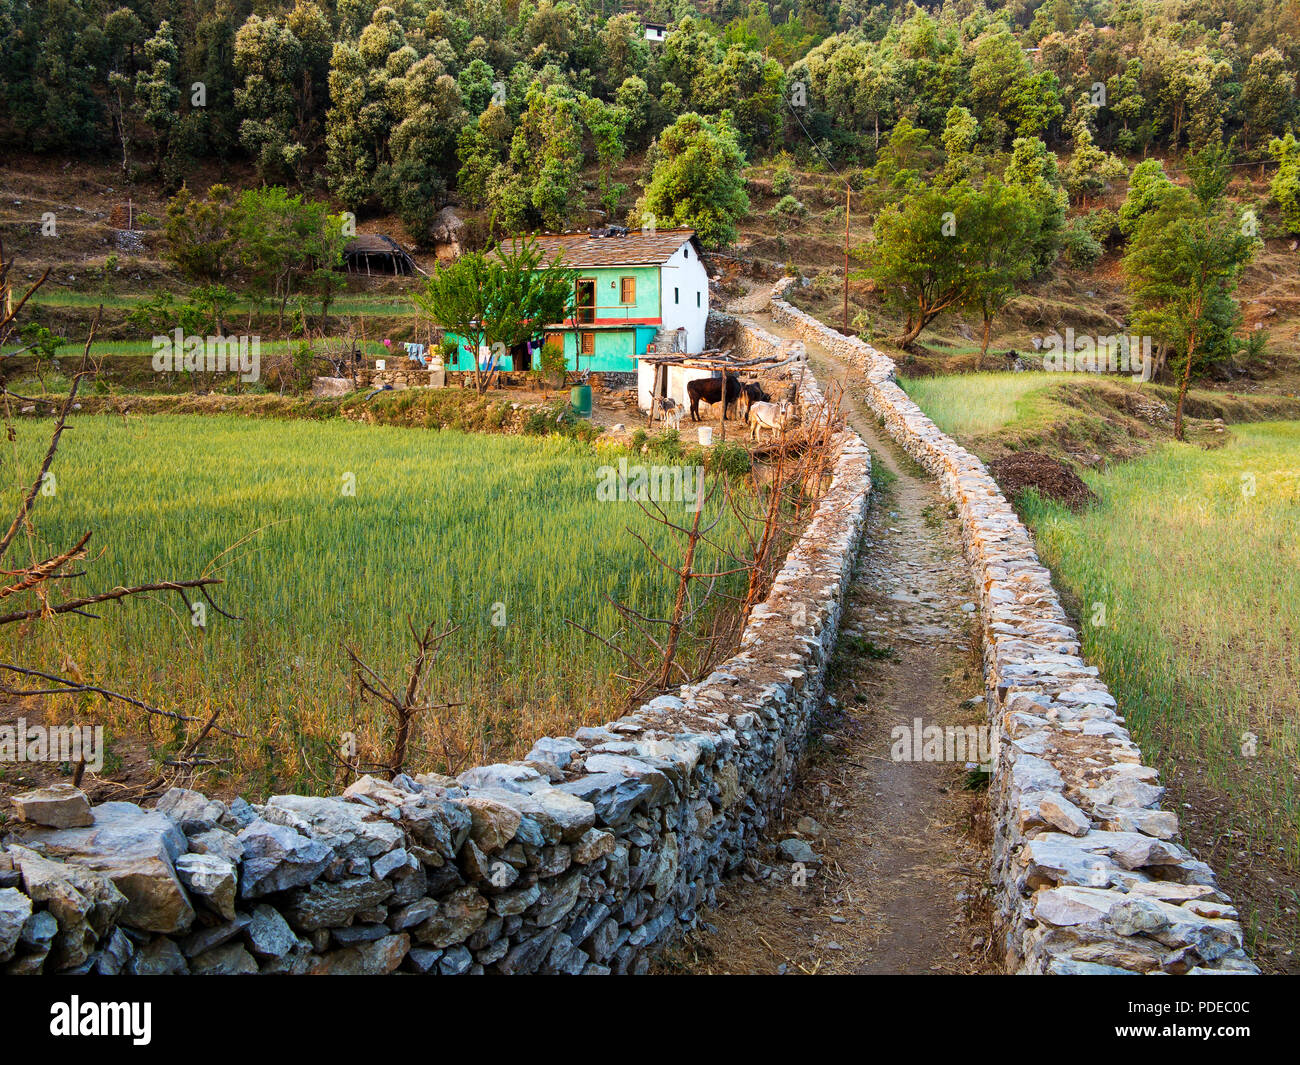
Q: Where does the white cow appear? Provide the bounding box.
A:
[748,399,795,443]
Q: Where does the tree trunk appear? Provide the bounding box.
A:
[1174,335,1198,441]
[891,311,928,348]
[977,313,991,371]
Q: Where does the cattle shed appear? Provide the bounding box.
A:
[343,234,424,277]
[637,349,795,416]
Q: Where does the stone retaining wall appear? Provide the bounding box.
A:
[767,279,1256,975]
[0,321,871,976]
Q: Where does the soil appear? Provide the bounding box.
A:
[987,451,1100,511]
[668,307,999,975]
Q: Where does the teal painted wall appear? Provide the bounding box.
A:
[433,265,662,373]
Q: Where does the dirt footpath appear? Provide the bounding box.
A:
[671,312,1000,975]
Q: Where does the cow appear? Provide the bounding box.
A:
[738,381,771,421]
[748,399,796,443]
[686,374,745,421]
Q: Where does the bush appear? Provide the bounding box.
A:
[709,441,751,477]
[771,195,807,227]
[1061,217,1104,268]
[1084,207,1121,248]
[772,165,797,197]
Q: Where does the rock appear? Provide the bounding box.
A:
[263,795,404,861]
[20,909,58,952]
[414,885,488,947]
[156,788,227,832]
[286,876,393,932]
[11,845,126,941]
[175,853,237,920]
[95,927,136,975]
[496,927,558,974]
[459,796,522,852]
[525,737,584,770]
[525,789,597,843]
[187,828,245,865]
[190,942,259,975]
[13,802,192,933]
[491,883,541,917]
[391,898,437,931]
[554,772,655,826]
[237,819,332,897]
[181,914,252,958]
[572,828,615,864]
[245,904,299,959]
[0,887,32,962]
[530,871,582,927]
[1035,792,1091,837]
[10,784,93,828]
[438,944,473,975]
[398,797,472,862]
[372,848,413,880]
[1033,886,1123,927]
[777,837,819,864]
[342,775,412,808]
[129,936,188,975]
[309,933,409,975]
[458,764,546,794]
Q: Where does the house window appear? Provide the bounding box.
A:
[683,246,689,258]
[580,332,595,356]
[620,277,636,304]
[696,291,701,308]
[674,287,680,304]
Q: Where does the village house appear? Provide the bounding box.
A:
[444,228,710,373]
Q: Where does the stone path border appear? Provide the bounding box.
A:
[766,278,1255,975]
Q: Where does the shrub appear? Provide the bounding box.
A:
[772,164,797,197]
[1061,217,1104,268]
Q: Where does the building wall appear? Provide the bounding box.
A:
[658,243,710,354]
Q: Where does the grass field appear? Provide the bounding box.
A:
[22,290,418,318]
[1018,424,1300,957]
[899,372,1058,436]
[3,414,756,796]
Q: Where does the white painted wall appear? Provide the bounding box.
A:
[659,242,710,355]
[637,362,718,413]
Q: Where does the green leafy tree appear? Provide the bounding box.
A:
[1124,147,1258,439]
[1267,132,1300,233]
[134,21,181,166]
[959,179,1041,366]
[634,112,750,247]
[1003,136,1067,272]
[867,182,975,348]
[164,184,241,284]
[414,238,575,394]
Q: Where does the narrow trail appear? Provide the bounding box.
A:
[678,311,999,975]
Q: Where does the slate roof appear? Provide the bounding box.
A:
[499,229,701,269]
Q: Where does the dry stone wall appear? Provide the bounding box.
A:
[0,332,870,977]
[767,279,1256,975]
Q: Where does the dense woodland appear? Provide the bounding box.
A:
[2,0,1298,238]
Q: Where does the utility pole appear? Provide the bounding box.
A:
[843,181,851,333]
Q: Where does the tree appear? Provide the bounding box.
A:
[1119,158,1174,238]
[134,20,181,166]
[233,187,346,328]
[1003,136,1067,273]
[867,182,975,348]
[634,112,750,248]
[1268,133,1300,234]
[1124,148,1257,440]
[414,238,575,395]
[960,179,1041,366]
[1239,49,1295,153]
[165,184,240,284]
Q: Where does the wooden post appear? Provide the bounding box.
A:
[843,182,851,334]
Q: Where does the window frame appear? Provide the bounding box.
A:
[619,276,636,305]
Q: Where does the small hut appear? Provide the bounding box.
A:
[429,207,466,263]
[343,234,422,277]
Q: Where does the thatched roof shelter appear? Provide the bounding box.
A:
[343,234,424,276]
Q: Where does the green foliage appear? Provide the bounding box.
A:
[1060,217,1104,268]
[635,112,750,247]
[1119,159,1175,238]
[1124,145,1259,426]
[414,237,575,392]
[1268,132,1300,234]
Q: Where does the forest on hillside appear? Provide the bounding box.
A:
[2,0,1297,242]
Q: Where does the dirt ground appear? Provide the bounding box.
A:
[666,309,1000,975]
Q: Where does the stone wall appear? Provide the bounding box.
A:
[0,319,871,977]
[767,280,1256,975]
